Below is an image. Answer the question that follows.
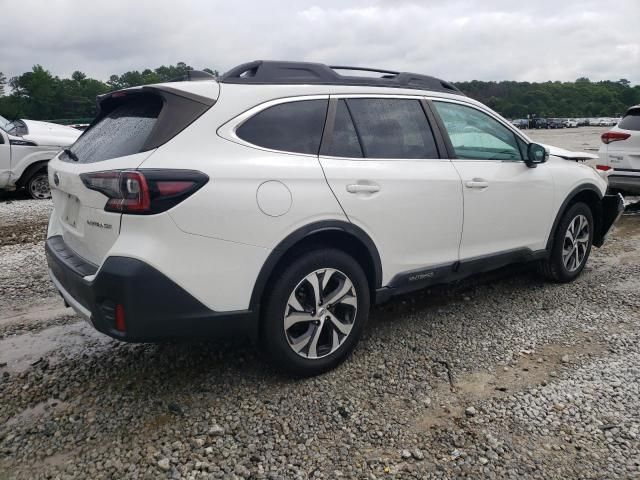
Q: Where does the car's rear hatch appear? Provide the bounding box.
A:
[606,107,640,170]
[48,83,218,267]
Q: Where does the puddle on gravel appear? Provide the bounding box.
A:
[0,321,109,373]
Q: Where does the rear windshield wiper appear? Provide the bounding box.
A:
[63,148,79,162]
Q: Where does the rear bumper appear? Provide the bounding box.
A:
[45,235,258,342]
[608,173,640,195]
[594,193,625,248]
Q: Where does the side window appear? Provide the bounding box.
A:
[332,98,438,159]
[326,100,363,158]
[236,99,328,155]
[433,102,523,161]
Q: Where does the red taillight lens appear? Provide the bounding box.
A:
[81,170,208,214]
[115,304,126,332]
[596,165,612,171]
[601,131,630,144]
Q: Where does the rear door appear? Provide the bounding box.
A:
[319,96,463,286]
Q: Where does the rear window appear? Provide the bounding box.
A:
[618,109,640,131]
[63,96,163,163]
[236,99,328,155]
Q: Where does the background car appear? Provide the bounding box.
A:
[511,119,528,129]
[597,105,640,194]
[566,119,579,128]
[0,114,81,199]
[531,118,548,129]
[547,118,564,129]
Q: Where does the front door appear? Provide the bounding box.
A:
[432,100,554,261]
[319,97,463,286]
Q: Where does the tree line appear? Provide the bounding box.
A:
[0,64,638,122]
[0,63,218,122]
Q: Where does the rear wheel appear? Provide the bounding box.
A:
[261,248,370,376]
[26,169,51,200]
[539,202,593,282]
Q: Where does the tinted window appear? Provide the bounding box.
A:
[237,99,328,155]
[326,100,363,158]
[618,109,640,131]
[64,96,162,163]
[434,102,522,161]
[345,98,438,159]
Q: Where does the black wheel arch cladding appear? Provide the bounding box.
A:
[249,220,382,312]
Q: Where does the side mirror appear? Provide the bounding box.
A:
[526,143,549,168]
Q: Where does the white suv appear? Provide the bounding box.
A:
[598,105,640,194]
[46,61,623,376]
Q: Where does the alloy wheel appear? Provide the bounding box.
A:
[562,214,589,272]
[283,268,357,359]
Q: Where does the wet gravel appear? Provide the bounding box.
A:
[1,131,639,479]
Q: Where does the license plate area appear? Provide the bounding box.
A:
[62,193,81,229]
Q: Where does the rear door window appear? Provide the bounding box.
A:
[236,99,328,155]
[618,109,640,131]
[340,98,439,159]
[64,95,163,163]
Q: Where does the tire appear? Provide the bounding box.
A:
[538,202,593,283]
[25,169,51,200]
[261,248,370,376]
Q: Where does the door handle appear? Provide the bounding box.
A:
[346,183,380,194]
[465,179,489,189]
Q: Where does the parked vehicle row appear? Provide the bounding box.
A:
[0,114,81,199]
[45,60,623,376]
[510,117,609,130]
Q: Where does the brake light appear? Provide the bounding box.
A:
[80,170,208,214]
[596,165,612,171]
[601,131,630,144]
[115,304,126,332]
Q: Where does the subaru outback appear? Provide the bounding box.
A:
[46,61,623,376]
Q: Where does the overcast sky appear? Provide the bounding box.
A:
[1,0,639,84]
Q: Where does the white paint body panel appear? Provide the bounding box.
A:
[453,159,554,259]
[320,156,463,283]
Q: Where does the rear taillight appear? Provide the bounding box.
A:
[81,170,208,214]
[596,165,612,171]
[601,131,630,144]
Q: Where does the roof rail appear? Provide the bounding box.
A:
[170,70,217,82]
[218,60,463,95]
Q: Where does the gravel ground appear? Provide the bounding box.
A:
[1,129,639,479]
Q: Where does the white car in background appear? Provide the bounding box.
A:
[0,114,81,199]
[598,105,640,194]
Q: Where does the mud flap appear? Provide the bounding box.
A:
[594,193,624,247]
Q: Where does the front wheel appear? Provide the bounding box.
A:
[261,249,370,376]
[539,202,593,283]
[26,170,51,200]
